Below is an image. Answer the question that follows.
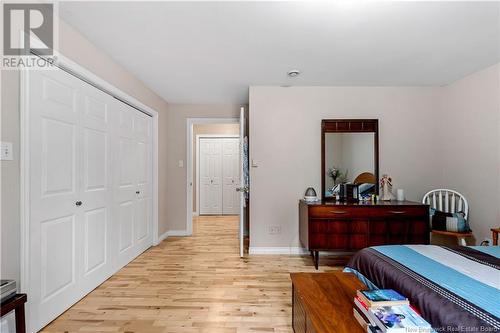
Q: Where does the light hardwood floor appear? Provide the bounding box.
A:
[41,215,343,333]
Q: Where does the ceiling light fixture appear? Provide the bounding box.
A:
[287,69,301,77]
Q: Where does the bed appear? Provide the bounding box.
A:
[345,245,500,332]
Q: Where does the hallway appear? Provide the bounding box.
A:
[41,216,339,333]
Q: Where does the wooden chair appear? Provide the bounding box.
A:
[353,172,376,185]
[422,189,472,246]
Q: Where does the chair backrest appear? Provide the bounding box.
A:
[353,172,376,185]
[422,189,469,220]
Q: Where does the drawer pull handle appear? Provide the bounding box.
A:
[390,211,407,214]
[330,210,347,214]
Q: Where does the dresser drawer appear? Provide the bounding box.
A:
[309,205,427,219]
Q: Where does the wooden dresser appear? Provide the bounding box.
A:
[299,199,429,269]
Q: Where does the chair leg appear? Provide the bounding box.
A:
[458,237,467,246]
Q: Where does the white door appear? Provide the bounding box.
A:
[199,138,223,215]
[28,69,114,331]
[222,138,240,215]
[133,110,153,253]
[114,102,153,268]
[79,82,114,294]
[27,68,153,332]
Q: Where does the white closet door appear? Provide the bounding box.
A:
[222,138,240,215]
[27,67,153,332]
[114,101,153,267]
[114,102,137,267]
[28,68,114,331]
[133,110,153,253]
[29,69,83,331]
[79,82,115,293]
[199,138,223,215]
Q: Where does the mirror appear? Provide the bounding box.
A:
[321,119,379,200]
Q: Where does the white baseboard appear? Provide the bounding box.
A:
[249,247,308,255]
[157,230,170,244]
[156,230,191,245]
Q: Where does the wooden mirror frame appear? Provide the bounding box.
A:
[321,119,379,201]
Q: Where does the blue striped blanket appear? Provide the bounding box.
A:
[345,245,500,332]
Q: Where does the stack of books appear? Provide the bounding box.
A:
[353,289,433,333]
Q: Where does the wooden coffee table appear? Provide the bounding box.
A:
[291,272,366,333]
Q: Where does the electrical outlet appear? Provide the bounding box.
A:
[268,225,281,234]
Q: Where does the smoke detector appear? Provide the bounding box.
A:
[287,69,301,77]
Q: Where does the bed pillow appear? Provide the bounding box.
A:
[429,208,470,233]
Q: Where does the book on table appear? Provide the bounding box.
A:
[368,305,432,333]
[357,289,409,307]
[354,296,377,326]
[353,289,433,333]
[354,307,383,333]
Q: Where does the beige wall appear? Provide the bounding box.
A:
[249,86,442,249]
[438,63,500,243]
[0,19,169,284]
[192,124,240,212]
[164,104,240,232]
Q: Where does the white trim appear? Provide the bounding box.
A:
[249,247,309,255]
[158,229,191,244]
[157,230,169,244]
[195,134,239,215]
[20,43,161,307]
[186,118,239,236]
[20,67,31,294]
[166,230,191,237]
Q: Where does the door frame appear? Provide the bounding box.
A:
[195,135,240,215]
[186,118,239,235]
[19,46,161,303]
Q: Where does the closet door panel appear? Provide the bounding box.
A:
[209,140,223,214]
[79,85,114,291]
[114,103,137,266]
[222,138,239,215]
[199,138,223,215]
[199,139,212,214]
[133,112,152,249]
[28,69,82,331]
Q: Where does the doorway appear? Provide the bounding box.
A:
[186,116,249,256]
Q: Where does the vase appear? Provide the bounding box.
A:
[381,183,393,201]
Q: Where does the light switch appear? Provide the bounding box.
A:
[0,142,13,161]
[178,160,184,168]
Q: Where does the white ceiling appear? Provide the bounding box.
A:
[59,1,500,104]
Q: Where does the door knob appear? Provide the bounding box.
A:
[75,201,82,206]
[136,191,140,194]
[236,186,249,193]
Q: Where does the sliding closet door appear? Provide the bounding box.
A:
[133,110,153,253]
[199,138,223,215]
[114,102,137,266]
[28,68,115,331]
[79,83,115,293]
[28,69,83,331]
[114,101,153,268]
[222,138,240,215]
[27,67,153,332]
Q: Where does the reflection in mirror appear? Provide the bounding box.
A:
[324,133,375,198]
